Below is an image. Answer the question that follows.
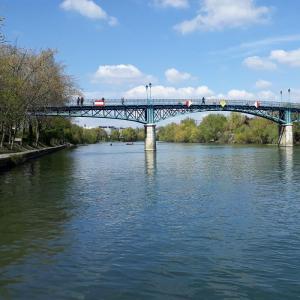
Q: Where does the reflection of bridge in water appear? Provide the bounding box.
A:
[34,99,300,151]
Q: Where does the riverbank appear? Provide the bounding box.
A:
[0,144,72,171]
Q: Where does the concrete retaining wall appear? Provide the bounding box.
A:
[0,145,70,171]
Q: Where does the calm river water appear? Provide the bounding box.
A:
[1,143,300,299]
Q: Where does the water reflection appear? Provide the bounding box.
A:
[1,144,300,300]
[278,147,293,184]
[145,150,157,176]
[0,150,75,297]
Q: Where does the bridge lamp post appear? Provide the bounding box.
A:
[280,90,283,102]
[288,88,291,102]
[146,85,149,105]
[149,82,152,102]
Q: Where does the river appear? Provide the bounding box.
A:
[1,143,300,299]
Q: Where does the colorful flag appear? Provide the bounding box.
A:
[185,100,192,107]
[95,99,105,106]
[254,101,260,108]
[220,100,226,108]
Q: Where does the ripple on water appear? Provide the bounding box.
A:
[1,143,300,299]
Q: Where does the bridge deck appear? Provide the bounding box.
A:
[33,99,300,125]
[60,99,300,109]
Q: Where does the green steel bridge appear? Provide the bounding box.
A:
[34,99,300,150]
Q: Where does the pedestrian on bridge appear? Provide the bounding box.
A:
[77,96,80,106]
[80,97,84,106]
[202,97,206,104]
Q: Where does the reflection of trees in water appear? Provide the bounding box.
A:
[193,145,297,193]
[0,151,74,273]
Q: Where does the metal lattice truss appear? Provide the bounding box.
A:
[35,106,147,124]
[153,105,288,124]
[33,102,300,125]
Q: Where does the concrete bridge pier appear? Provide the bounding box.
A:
[278,110,293,147]
[144,124,156,151]
[278,124,293,147]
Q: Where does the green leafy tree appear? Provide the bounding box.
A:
[121,127,138,142]
[157,113,281,145]
[110,129,120,141]
[294,122,300,143]
[198,114,227,142]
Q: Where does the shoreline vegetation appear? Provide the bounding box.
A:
[106,113,300,145]
[157,114,300,145]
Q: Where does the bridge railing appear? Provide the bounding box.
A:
[66,98,300,109]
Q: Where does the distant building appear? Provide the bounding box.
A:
[99,126,125,135]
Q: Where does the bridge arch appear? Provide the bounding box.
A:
[153,107,285,124]
[54,114,147,125]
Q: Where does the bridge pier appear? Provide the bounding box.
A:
[278,110,293,147]
[278,124,293,147]
[144,124,156,151]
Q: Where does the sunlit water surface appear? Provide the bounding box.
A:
[1,143,300,299]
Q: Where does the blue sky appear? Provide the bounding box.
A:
[1,0,300,126]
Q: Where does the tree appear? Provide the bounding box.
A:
[0,44,78,149]
[294,122,300,143]
[157,113,280,145]
[198,114,227,142]
[121,128,138,142]
[110,129,120,141]
[227,112,247,131]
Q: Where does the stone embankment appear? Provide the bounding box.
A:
[0,144,71,171]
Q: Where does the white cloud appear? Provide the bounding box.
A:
[244,48,300,71]
[289,89,300,101]
[257,90,276,100]
[255,80,272,89]
[243,56,277,70]
[123,86,279,102]
[270,48,300,67]
[153,0,189,8]
[85,85,294,103]
[165,68,192,83]
[124,85,214,98]
[210,35,300,58]
[92,64,154,85]
[226,89,255,100]
[220,89,277,101]
[60,0,118,25]
[174,0,271,34]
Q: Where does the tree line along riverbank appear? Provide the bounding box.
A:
[156,114,300,144]
[74,113,300,145]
